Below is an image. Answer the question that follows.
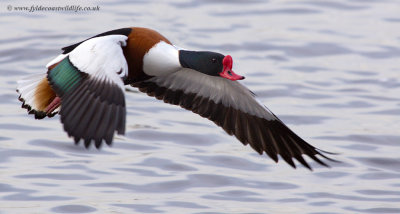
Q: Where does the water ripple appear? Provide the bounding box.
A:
[1,0,399,213]
[51,205,97,213]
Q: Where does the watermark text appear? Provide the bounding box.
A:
[7,5,100,13]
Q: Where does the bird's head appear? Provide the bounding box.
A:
[179,50,245,81]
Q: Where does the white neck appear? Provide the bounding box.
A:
[142,41,181,76]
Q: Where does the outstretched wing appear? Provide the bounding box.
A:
[47,35,128,148]
[133,68,334,169]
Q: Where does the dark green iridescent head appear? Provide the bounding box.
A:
[179,50,245,81]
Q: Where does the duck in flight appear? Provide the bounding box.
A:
[17,27,335,170]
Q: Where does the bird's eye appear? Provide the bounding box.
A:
[211,58,217,63]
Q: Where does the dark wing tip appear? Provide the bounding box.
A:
[277,150,336,171]
[232,113,338,170]
[133,78,337,170]
[290,147,339,170]
[84,138,91,149]
[315,149,341,164]
[59,78,126,149]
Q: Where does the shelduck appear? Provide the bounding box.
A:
[17,27,335,169]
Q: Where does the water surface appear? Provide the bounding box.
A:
[0,0,399,213]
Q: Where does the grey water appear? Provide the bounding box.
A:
[0,0,399,213]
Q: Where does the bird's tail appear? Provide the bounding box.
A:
[17,73,60,119]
